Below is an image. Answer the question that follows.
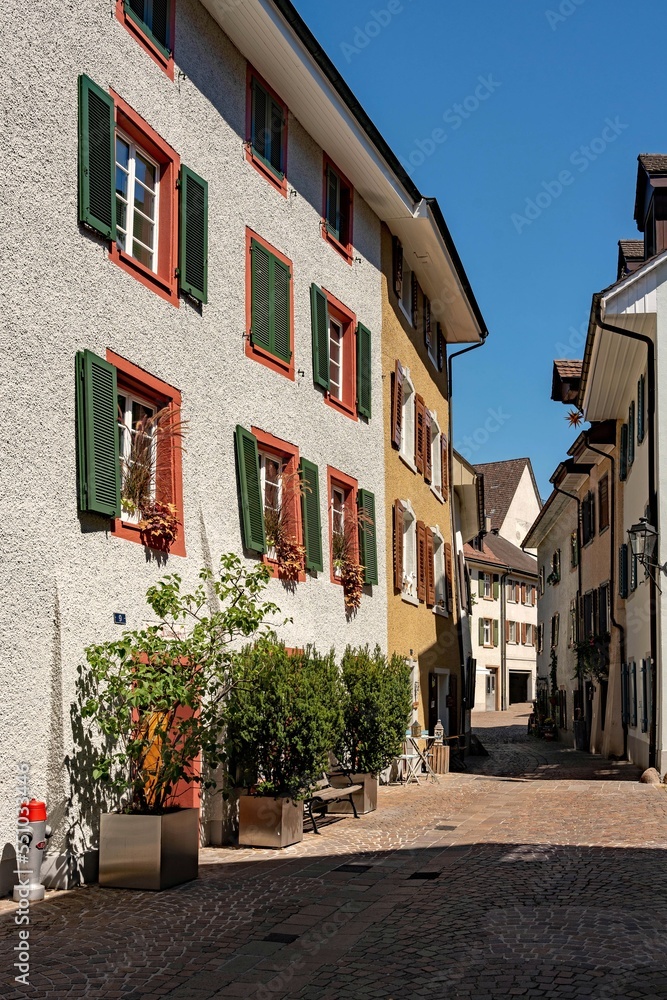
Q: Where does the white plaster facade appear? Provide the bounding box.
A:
[502,465,543,554]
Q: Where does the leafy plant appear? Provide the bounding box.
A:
[336,645,411,775]
[549,648,558,697]
[574,632,610,682]
[78,555,281,815]
[139,501,180,552]
[263,469,306,582]
[226,637,344,800]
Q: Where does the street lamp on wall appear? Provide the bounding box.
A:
[627,517,665,587]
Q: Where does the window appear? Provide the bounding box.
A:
[525,584,535,607]
[397,500,417,604]
[479,618,498,648]
[78,76,208,306]
[550,549,561,583]
[432,529,448,613]
[599,475,610,531]
[484,573,492,599]
[258,449,283,559]
[75,348,185,556]
[583,591,594,638]
[323,156,353,261]
[116,0,174,78]
[330,470,378,588]
[620,423,629,481]
[550,613,560,649]
[508,621,518,644]
[311,286,370,419]
[429,413,443,499]
[571,530,579,568]
[247,232,293,377]
[569,599,578,647]
[582,491,596,545]
[524,623,535,646]
[539,565,546,596]
[246,70,287,195]
[392,363,416,469]
[537,623,544,654]
[400,257,415,326]
[507,580,518,603]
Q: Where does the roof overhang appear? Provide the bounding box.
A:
[201,0,486,343]
[453,450,481,543]
[523,488,576,549]
[579,251,667,420]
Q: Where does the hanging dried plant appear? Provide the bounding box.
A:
[332,503,372,614]
[264,469,306,582]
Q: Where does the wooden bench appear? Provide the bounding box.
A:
[305,773,364,834]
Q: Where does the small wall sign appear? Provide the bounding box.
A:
[113,613,127,625]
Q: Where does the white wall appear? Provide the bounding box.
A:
[500,465,542,552]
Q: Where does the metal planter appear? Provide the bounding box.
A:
[99,809,199,891]
[238,795,303,848]
[327,773,378,815]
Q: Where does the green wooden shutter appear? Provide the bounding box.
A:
[638,375,645,443]
[269,99,284,176]
[358,489,378,585]
[78,75,115,241]
[628,402,635,466]
[310,284,330,389]
[619,543,628,598]
[300,459,323,572]
[631,661,638,727]
[251,79,268,160]
[124,0,171,56]
[619,423,628,481]
[151,0,171,52]
[179,164,208,304]
[75,350,120,518]
[272,256,291,362]
[478,619,485,645]
[478,575,484,598]
[493,620,499,647]
[493,576,500,600]
[326,166,339,239]
[234,426,266,554]
[356,323,372,418]
[250,240,271,351]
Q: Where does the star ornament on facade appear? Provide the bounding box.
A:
[566,409,584,428]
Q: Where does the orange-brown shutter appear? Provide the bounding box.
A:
[521,582,526,604]
[411,272,418,326]
[417,520,427,602]
[424,409,433,483]
[392,236,403,296]
[505,620,510,643]
[521,622,527,645]
[424,297,432,351]
[393,500,404,591]
[391,361,404,450]
[444,542,454,611]
[426,526,435,606]
[415,394,425,473]
[441,433,449,500]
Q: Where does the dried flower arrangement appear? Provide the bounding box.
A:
[332,503,370,614]
[263,469,306,582]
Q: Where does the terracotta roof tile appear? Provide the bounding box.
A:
[474,458,539,533]
[618,239,644,260]
[553,359,583,379]
[464,533,538,576]
[638,154,667,174]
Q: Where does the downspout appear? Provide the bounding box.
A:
[592,298,657,768]
[552,484,583,711]
[447,336,488,727]
[500,566,511,710]
[584,435,627,757]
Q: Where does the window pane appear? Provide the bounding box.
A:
[329,320,342,399]
[132,241,153,269]
[134,182,155,221]
[135,152,156,190]
[116,199,127,233]
[115,165,128,200]
[133,212,154,250]
[116,136,130,170]
[263,455,281,512]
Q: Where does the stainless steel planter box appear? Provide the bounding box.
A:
[99,809,199,890]
[238,796,303,848]
[328,773,378,815]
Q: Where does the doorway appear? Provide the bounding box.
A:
[509,672,529,705]
[486,669,497,711]
[428,669,450,735]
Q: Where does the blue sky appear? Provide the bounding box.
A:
[293,0,667,499]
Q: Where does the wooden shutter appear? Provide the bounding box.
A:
[269,100,284,175]
[599,476,609,530]
[272,257,291,362]
[415,395,426,473]
[424,297,432,351]
[251,239,292,359]
[78,75,115,241]
[300,459,323,572]
[234,426,266,554]
[251,79,268,159]
[479,619,485,645]
[620,423,628,481]
[423,409,433,483]
[250,240,271,351]
[505,620,510,643]
[437,325,446,375]
[339,182,351,248]
[444,542,454,611]
[493,619,499,647]
[358,489,378,585]
[356,323,372,419]
[619,543,628,598]
[448,674,458,736]
[416,521,427,602]
[411,272,418,326]
[521,582,526,604]
[493,575,500,600]
[638,374,645,443]
[75,350,121,518]
[441,434,449,500]
[393,500,404,591]
[628,402,635,466]
[391,360,404,449]
[426,527,435,606]
[179,165,208,304]
[310,284,330,390]
[392,236,403,296]
[478,574,485,598]
[521,623,527,645]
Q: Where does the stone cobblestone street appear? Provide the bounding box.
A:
[4,706,667,999]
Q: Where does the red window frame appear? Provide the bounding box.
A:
[245,65,288,198]
[245,229,295,380]
[109,350,186,557]
[322,289,357,421]
[251,428,305,582]
[109,89,180,307]
[322,154,354,264]
[115,0,175,81]
[327,466,359,585]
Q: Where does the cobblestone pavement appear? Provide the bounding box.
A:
[3,706,667,999]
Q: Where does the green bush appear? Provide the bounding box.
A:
[226,637,344,799]
[336,645,412,775]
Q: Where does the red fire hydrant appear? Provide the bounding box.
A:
[13,800,52,902]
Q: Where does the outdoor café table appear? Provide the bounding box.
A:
[406,734,439,783]
[397,741,422,784]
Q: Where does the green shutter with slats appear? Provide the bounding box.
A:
[619,543,628,598]
[310,283,330,390]
[493,620,499,647]
[356,322,372,418]
[478,575,484,598]
[124,0,172,57]
[75,350,120,518]
[235,426,266,554]
[300,459,323,572]
[269,100,284,175]
[78,75,115,241]
[493,576,500,600]
[638,375,645,443]
[179,164,208,304]
[628,402,635,466]
[619,423,628,481]
[357,489,378,585]
[479,619,485,645]
[326,166,339,239]
[251,79,268,161]
[250,241,291,362]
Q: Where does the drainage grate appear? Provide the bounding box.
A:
[334,863,372,873]
[435,824,458,830]
[408,871,441,880]
[264,932,299,944]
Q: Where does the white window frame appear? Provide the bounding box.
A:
[431,525,448,617]
[115,129,159,273]
[401,499,418,605]
[328,316,343,402]
[483,573,492,599]
[331,484,346,579]
[430,411,443,502]
[525,623,534,647]
[399,258,415,326]
[483,618,492,647]
[509,621,517,644]
[118,389,156,524]
[507,579,516,603]
[259,449,283,560]
[399,367,417,473]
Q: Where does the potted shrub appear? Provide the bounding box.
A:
[331,646,411,815]
[226,637,344,847]
[78,555,280,889]
[542,718,557,741]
